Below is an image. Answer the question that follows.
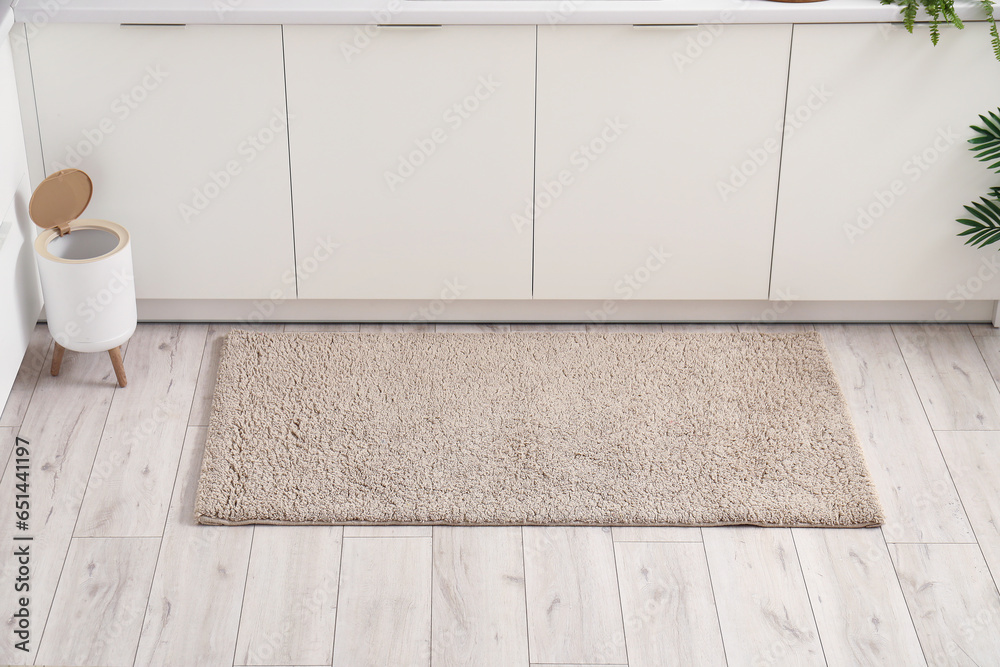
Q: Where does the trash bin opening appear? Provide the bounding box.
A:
[45,227,120,261]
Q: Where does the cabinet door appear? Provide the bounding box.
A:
[29,24,295,300]
[284,25,535,300]
[533,24,792,300]
[772,23,1000,301]
[0,178,42,408]
[0,34,26,211]
[1,28,41,408]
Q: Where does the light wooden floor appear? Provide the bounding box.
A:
[2,321,1000,667]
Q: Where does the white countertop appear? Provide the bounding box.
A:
[8,0,994,26]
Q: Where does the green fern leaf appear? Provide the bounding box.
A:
[903,0,918,32]
[973,146,1000,164]
[927,1,942,44]
[958,198,1000,248]
[979,110,1000,136]
[984,0,1000,61]
[969,110,1000,173]
[943,0,965,29]
[886,0,999,62]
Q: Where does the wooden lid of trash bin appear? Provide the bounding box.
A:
[29,168,94,236]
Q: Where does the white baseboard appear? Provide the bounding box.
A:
[102,298,1000,324]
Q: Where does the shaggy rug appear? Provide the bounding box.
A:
[195,330,883,527]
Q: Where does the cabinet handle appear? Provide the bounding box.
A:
[119,23,186,28]
[632,24,700,29]
[376,24,443,29]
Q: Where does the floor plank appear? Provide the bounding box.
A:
[0,426,15,474]
[611,527,702,543]
[235,525,343,666]
[936,431,1000,585]
[737,323,815,333]
[890,543,1000,666]
[282,322,359,332]
[661,324,740,333]
[35,537,159,667]
[432,527,529,667]
[974,334,1000,402]
[189,323,284,427]
[0,341,123,665]
[0,324,50,427]
[343,526,433,538]
[132,427,253,667]
[968,323,1000,337]
[614,541,726,666]
[510,323,587,331]
[584,323,663,332]
[792,528,925,665]
[817,324,974,543]
[75,324,208,537]
[893,324,1000,430]
[522,527,626,664]
[435,324,512,332]
[332,536,432,667]
[702,527,824,667]
[359,323,435,333]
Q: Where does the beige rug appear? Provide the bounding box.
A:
[195,330,883,527]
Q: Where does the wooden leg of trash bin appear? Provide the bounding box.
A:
[108,346,127,388]
[51,342,65,376]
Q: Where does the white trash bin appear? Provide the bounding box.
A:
[30,168,136,387]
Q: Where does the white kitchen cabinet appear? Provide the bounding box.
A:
[28,24,295,300]
[0,29,26,212]
[772,23,1000,301]
[532,24,792,300]
[1,25,42,410]
[283,25,535,300]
